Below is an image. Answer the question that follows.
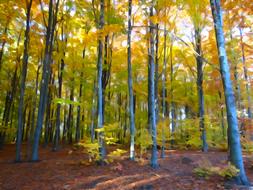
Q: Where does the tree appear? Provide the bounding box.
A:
[184,0,209,152]
[127,0,135,161]
[97,0,106,163]
[149,0,158,169]
[16,0,33,162]
[32,0,59,161]
[210,0,250,185]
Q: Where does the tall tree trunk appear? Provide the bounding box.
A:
[161,23,167,158]
[32,0,59,161]
[170,42,176,147]
[239,27,252,118]
[97,0,105,162]
[149,0,158,168]
[53,25,66,150]
[155,23,159,123]
[28,63,41,158]
[44,74,53,147]
[90,79,97,143]
[195,28,208,152]
[76,48,86,143]
[210,0,249,185]
[53,58,64,150]
[127,0,135,160]
[16,0,33,162]
[67,87,74,144]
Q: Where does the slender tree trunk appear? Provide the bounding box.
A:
[155,23,159,123]
[25,109,32,142]
[67,87,74,144]
[170,42,176,147]
[239,27,252,118]
[75,82,82,143]
[127,0,135,160]
[16,0,33,162]
[97,0,105,162]
[28,63,41,158]
[161,24,167,158]
[210,0,249,185]
[21,106,28,142]
[195,28,208,152]
[149,1,158,168]
[32,0,59,161]
[53,59,64,150]
[90,79,97,143]
[44,74,53,147]
[76,48,86,143]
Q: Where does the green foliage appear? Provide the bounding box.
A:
[218,163,240,179]
[106,149,127,163]
[77,140,101,163]
[241,137,253,153]
[193,167,213,178]
[193,159,239,179]
[53,98,80,106]
[136,128,152,157]
[172,116,227,150]
[77,123,125,164]
[173,118,201,149]
[157,119,170,147]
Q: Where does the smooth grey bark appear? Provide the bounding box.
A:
[76,49,85,143]
[149,1,158,168]
[170,42,176,147]
[53,58,64,151]
[97,0,106,162]
[16,0,33,162]
[102,35,112,124]
[155,23,159,123]
[32,0,59,161]
[67,87,74,144]
[210,0,250,185]
[90,79,97,143]
[127,0,135,161]
[194,28,208,152]
[53,25,66,150]
[44,74,53,147]
[239,27,252,118]
[27,63,41,158]
[161,25,167,158]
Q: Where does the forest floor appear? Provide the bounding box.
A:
[0,144,252,190]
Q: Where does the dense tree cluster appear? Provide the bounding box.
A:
[0,0,252,185]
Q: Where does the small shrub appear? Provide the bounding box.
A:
[218,163,239,179]
[193,159,239,179]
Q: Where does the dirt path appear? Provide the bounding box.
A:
[0,145,252,190]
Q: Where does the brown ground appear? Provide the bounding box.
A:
[0,145,252,190]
